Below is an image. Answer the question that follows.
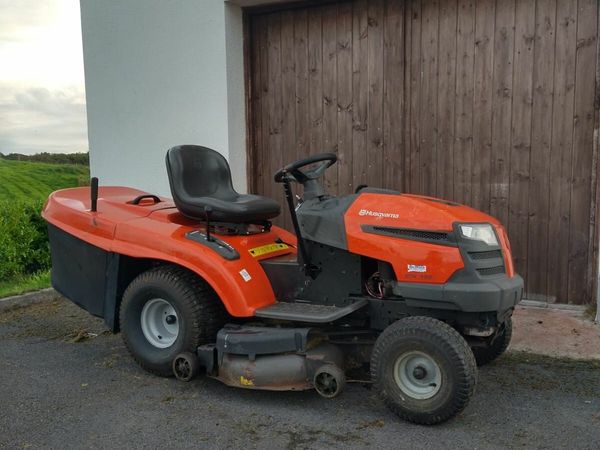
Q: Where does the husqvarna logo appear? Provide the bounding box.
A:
[358,209,399,219]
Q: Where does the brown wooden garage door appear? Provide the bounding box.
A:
[246,0,599,305]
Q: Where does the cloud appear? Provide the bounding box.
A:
[0,0,58,44]
[0,0,87,154]
[0,0,84,86]
[0,82,88,154]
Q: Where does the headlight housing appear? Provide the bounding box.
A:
[458,224,498,246]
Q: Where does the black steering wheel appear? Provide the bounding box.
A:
[274,153,337,183]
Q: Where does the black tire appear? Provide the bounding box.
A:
[473,318,513,366]
[119,265,226,377]
[371,316,477,425]
[173,352,201,382]
[313,364,346,399]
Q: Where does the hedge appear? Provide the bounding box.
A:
[0,200,50,281]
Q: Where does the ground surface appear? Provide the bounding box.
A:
[1,298,599,450]
[511,305,600,360]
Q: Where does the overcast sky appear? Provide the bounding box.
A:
[0,0,88,155]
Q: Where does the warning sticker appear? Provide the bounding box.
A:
[239,269,252,282]
[248,243,289,257]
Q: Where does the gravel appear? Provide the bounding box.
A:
[1,297,599,450]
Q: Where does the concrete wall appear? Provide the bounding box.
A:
[80,0,246,195]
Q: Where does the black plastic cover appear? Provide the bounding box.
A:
[296,195,358,250]
[47,224,120,329]
[185,230,240,260]
[216,325,311,358]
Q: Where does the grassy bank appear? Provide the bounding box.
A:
[0,157,89,297]
[0,158,88,202]
[0,271,51,298]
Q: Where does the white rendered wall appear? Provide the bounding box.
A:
[80,0,247,195]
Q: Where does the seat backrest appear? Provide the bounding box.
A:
[166,145,238,203]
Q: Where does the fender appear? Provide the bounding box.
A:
[43,187,296,318]
[113,209,297,316]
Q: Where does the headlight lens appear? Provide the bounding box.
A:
[459,224,498,246]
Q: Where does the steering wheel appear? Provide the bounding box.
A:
[274,153,337,183]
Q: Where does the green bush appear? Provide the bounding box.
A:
[0,200,50,281]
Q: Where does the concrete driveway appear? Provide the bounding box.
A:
[1,297,599,450]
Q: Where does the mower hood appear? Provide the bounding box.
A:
[342,191,514,284]
[349,192,501,232]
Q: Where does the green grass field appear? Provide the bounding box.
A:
[0,158,89,297]
[0,158,89,202]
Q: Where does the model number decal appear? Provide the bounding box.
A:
[248,243,289,257]
[358,209,399,219]
[407,264,427,273]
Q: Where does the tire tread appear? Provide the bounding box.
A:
[371,316,477,425]
[120,265,227,377]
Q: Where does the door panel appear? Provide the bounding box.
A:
[247,0,599,305]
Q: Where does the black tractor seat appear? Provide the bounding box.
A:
[166,145,280,223]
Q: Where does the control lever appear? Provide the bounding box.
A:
[204,206,213,242]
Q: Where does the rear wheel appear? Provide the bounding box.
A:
[473,318,513,366]
[371,316,477,425]
[119,265,226,377]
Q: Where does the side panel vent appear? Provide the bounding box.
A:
[468,250,502,260]
[476,266,506,276]
[361,225,456,246]
[371,227,450,241]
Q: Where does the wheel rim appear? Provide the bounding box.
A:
[315,372,338,397]
[393,350,442,400]
[175,357,191,379]
[140,298,179,348]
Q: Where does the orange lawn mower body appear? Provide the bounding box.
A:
[43,145,523,425]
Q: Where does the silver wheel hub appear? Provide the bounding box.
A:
[140,298,179,348]
[393,351,442,400]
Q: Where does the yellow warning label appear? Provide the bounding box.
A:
[248,243,289,257]
[240,375,254,386]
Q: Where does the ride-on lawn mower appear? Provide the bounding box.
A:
[43,145,523,424]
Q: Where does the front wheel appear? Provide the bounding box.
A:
[119,265,226,377]
[371,316,477,425]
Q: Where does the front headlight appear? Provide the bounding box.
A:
[459,224,498,246]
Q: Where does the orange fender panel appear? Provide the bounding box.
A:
[42,187,297,317]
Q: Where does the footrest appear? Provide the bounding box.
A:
[254,298,368,323]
